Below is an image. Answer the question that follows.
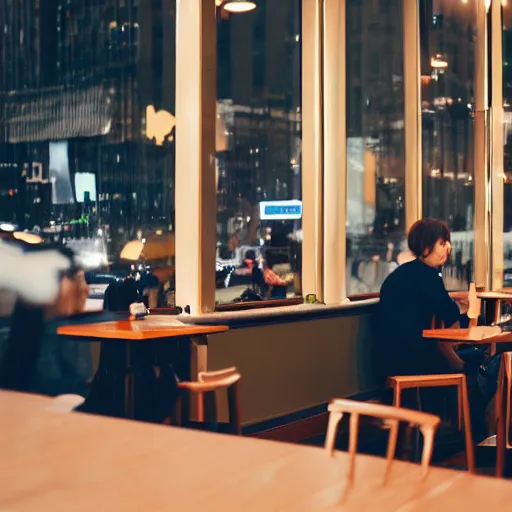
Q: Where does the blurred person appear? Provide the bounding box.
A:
[263,251,293,299]
[0,238,72,307]
[243,249,293,299]
[0,242,89,392]
[46,268,89,318]
[243,250,265,298]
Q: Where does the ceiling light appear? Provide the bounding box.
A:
[431,54,448,69]
[223,0,256,13]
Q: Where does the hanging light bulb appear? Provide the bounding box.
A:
[215,0,223,6]
[223,0,257,13]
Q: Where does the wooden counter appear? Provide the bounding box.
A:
[2,390,512,511]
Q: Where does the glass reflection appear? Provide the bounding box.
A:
[345,0,406,295]
[503,3,512,288]
[0,0,177,311]
[215,0,302,304]
[420,0,475,290]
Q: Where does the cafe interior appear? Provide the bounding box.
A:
[4,0,512,508]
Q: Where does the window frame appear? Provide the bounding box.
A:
[174,0,503,315]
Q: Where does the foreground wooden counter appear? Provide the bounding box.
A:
[2,390,512,511]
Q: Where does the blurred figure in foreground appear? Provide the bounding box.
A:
[0,238,89,392]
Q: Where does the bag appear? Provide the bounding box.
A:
[478,354,502,404]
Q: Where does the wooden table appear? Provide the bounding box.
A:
[477,292,512,301]
[423,327,512,344]
[423,327,512,358]
[57,316,228,340]
[58,316,228,420]
[1,390,512,511]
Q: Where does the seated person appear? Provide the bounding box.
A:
[377,218,490,439]
[262,251,293,299]
[246,250,293,299]
[377,218,465,377]
[243,250,264,297]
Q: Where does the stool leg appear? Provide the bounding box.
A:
[494,300,501,325]
[460,376,476,473]
[457,384,463,431]
[496,417,505,478]
[393,384,401,408]
[420,425,436,477]
[414,388,422,462]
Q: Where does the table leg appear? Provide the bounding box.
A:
[82,340,126,418]
[189,335,208,421]
[494,300,502,326]
[125,343,135,419]
[190,335,208,379]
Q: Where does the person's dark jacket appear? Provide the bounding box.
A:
[376,258,461,379]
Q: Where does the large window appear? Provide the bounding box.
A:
[420,0,475,290]
[345,0,406,295]
[215,0,302,305]
[503,3,512,288]
[0,0,176,310]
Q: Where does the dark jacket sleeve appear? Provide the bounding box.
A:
[425,272,461,328]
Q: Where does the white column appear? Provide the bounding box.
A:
[403,0,422,229]
[302,0,324,300]
[175,0,217,314]
[323,0,347,303]
[491,0,504,290]
[473,0,490,288]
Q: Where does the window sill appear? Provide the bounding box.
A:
[215,297,303,312]
[179,297,379,329]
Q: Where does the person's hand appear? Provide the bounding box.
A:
[457,299,469,314]
[449,291,469,314]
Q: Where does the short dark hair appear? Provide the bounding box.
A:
[407,218,450,258]
[245,249,256,261]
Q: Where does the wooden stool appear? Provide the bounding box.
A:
[387,373,475,473]
[325,398,440,484]
[495,352,512,477]
[174,367,241,435]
